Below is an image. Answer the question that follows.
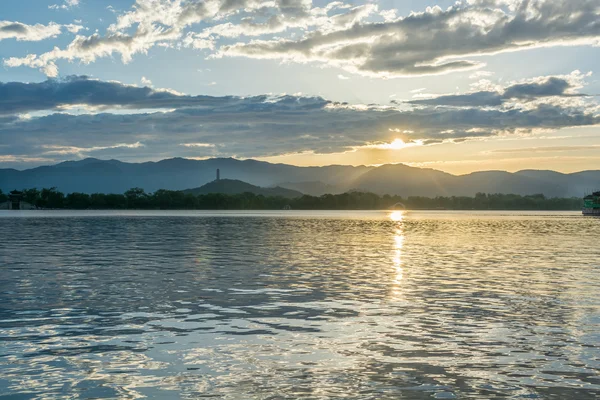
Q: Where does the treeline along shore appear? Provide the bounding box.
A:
[1,187,584,210]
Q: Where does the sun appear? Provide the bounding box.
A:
[381,139,409,150]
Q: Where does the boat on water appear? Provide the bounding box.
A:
[583,191,600,216]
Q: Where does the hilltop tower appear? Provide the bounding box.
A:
[216,169,220,181]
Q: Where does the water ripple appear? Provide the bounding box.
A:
[0,210,599,399]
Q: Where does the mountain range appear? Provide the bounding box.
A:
[1,157,598,198]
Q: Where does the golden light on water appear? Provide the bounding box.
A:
[390,210,405,221]
[393,233,404,284]
[390,210,406,296]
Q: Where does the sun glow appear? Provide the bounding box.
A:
[363,138,425,150]
[385,139,411,150]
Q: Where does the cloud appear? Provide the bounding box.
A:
[4,28,182,78]
[469,70,494,79]
[5,0,370,76]
[64,24,85,34]
[0,75,259,114]
[6,0,244,76]
[41,142,143,157]
[49,0,80,10]
[141,76,153,86]
[181,143,215,147]
[217,0,600,77]
[337,74,349,80]
[192,3,377,44]
[503,77,579,99]
[0,21,62,41]
[491,145,600,153]
[408,72,591,107]
[409,91,504,107]
[8,0,599,78]
[0,75,598,164]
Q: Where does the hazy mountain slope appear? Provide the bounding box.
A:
[183,179,303,198]
[515,169,600,197]
[276,181,346,196]
[456,171,562,197]
[351,164,460,197]
[1,157,599,197]
[351,164,599,197]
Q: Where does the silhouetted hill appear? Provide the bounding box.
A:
[276,181,346,196]
[183,179,303,198]
[1,157,598,197]
[351,164,457,197]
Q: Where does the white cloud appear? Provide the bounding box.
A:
[7,0,302,75]
[469,70,494,79]
[64,24,85,33]
[3,0,600,79]
[181,32,215,50]
[141,76,153,86]
[379,9,397,22]
[181,143,216,147]
[41,141,143,157]
[49,0,80,10]
[0,21,62,41]
[217,0,600,78]
[337,74,349,80]
[4,0,377,76]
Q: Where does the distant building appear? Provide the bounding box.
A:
[583,191,600,216]
[0,190,35,210]
[216,169,220,181]
[9,191,23,210]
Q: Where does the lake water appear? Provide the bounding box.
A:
[1,210,599,399]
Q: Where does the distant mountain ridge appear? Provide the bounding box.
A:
[1,157,598,198]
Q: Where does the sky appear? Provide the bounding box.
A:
[0,0,599,174]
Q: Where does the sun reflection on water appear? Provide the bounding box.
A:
[393,234,404,283]
[389,210,404,222]
[389,211,405,299]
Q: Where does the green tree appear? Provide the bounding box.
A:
[124,187,149,209]
[22,188,40,205]
[65,192,91,209]
[105,194,127,209]
[39,187,65,208]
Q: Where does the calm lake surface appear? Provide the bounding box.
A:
[1,210,599,399]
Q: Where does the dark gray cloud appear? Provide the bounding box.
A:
[0,20,62,41]
[0,84,597,163]
[0,75,597,165]
[408,91,504,107]
[408,77,587,107]
[0,76,317,114]
[503,77,578,99]
[0,23,27,34]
